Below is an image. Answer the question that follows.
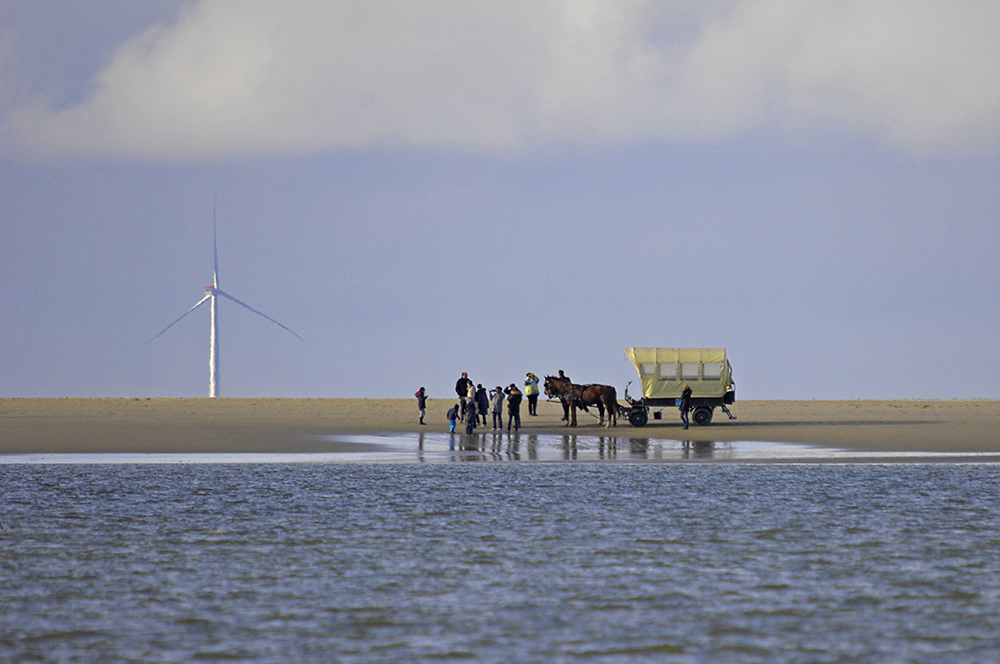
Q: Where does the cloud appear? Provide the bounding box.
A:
[2,0,999,160]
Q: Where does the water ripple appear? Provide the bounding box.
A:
[4,463,1000,662]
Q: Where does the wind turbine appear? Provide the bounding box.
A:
[149,200,302,397]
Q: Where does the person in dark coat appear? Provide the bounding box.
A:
[504,384,523,432]
[455,372,473,417]
[475,384,489,426]
[464,395,479,434]
[557,369,572,421]
[415,387,427,425]
[680,384,692,430]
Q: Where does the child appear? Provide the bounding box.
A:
[415,387,427,425]
[447,403,459,433]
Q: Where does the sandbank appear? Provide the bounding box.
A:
[1,398,998,456]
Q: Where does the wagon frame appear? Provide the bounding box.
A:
[619,347,737,427]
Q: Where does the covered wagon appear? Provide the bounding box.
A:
[622,347,737,427]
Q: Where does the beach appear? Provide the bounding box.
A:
[2,397,998,455]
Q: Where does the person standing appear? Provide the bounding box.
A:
[455,372,472,398]
[680,384,692,430]
[456,372,473,417]
[464,395,479,434]
[524,372,540,416]
[466,380,477,420]
[415,387,428,425]
[504,384,523,432]
[447,403,459,433]
[489,386,505,431]
[557,369,572,421]
[475,384,489,426]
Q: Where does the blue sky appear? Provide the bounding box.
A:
[2,1,998,400]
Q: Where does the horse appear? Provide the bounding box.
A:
[544,376,618,428]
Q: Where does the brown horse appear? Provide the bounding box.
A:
[544,376,618,428]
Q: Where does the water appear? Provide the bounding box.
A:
[8,432,1000,464]
[4,459,1000,662]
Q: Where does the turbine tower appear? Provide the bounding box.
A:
[150,199,302,397]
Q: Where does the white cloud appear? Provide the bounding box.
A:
[2,0,999,159]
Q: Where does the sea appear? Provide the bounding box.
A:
[4,433,1000,663]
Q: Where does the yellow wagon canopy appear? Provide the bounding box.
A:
[624,348,734,400]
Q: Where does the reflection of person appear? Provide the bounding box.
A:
[680,384,692,430]
[557,370,571,421]
[490,386,505,431]
[524,372,540,416]
[504,384,523,432]
[476,384,489,426]
[447,403,459,433]
[415,387,427,425]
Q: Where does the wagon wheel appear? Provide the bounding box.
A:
[628,408,648,427]
[692,406,713,426]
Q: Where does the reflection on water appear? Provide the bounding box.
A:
[7,433,1000,465]
[437,432,658,462]
[438,432,721,462]
[326,433,1000,464]
[433,433,703,462]
[682,440,717,459]
[444,431,535,461]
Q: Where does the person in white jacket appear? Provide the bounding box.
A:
[489,386,505,431]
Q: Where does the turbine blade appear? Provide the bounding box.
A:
[215,289,304,341]
[147,293,212,343]
[212,192,219,289]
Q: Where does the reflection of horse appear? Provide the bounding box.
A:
[544,376,618,428]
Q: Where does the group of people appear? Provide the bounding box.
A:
[418,370,695,432]
[416,370,550,434]
[452,371,537,433]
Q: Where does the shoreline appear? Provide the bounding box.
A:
[2,397,999,456]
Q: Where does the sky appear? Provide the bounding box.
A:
[2,0,999,401]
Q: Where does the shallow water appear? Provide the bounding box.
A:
[4,461,1000,662]
[6,432,1000,465]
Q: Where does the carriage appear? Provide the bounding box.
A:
[620,348,737,427]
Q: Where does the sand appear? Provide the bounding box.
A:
[1,397,998,455]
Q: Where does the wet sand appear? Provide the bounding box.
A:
[1,398,998,455]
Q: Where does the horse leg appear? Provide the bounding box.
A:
[596,401,605,425]
[570,403,577,427]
